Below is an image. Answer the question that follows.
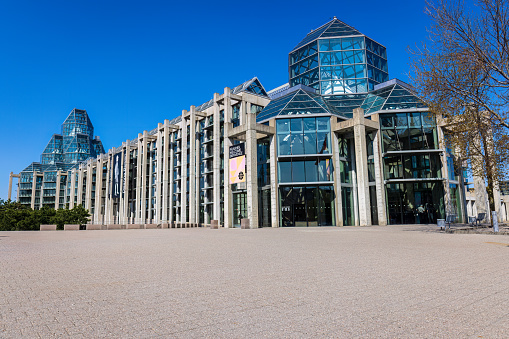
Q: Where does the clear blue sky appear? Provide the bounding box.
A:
[0,0,431,200]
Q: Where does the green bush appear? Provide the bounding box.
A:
[0,199,91,231]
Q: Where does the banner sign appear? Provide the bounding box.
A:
[122,150,126,198]
[112,152,122,198]
[229,143,246,184]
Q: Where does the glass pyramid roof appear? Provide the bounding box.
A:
[360,81,427,114]
[256,86,348,122]
[195,77,269,112]
[292,18,363,51]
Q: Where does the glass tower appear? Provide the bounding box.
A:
[289,17,389,116]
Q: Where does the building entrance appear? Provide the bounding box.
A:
[279,186,335,227]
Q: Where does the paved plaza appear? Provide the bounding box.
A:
[1,225,508,338]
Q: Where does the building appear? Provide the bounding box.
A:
[9,18,509,226]
[10,109,105,210]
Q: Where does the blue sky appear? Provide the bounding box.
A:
[0,0,430,200]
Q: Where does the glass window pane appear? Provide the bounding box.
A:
[354,64,366,78]
[319,39,330,51]
[343,51,354,64]
[316,117,330,131]
[278,162,292,182]
[342,38,353,50]
[344,65,355,78]
[292,161,305,182]
[304,132,317,154]
[303,118,316,131]
[291,134,304,155]
[317,132,330,154]
[330,38,341,51]
[352,37,364,49]
[276,119,290,133]
[318,159,332,181]
[353,50,365,63]
[277,134,291,155]
[305,161,318,182]
[333,51,342,65]
[394,113,408,128]
[290,118,303,132]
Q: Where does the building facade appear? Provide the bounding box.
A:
[9,18,509,226]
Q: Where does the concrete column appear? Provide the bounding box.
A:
[140,131,148,224]
[168,131,175,222]
[69,170,76,208]
[136,134,143,223]
[154,124,163,224]
[8,172,14,201]
[122,142,131,224]
[269,120,279,228]
[147,138,154,223]
[161,124,170,223]
[370,114,387,226]
[181,112,188,223]
[94,158,103,224]
[77,168,84,206]
[84,163,93,211]
[223,88,233,228]
[195,119,201,224]
[104,155,113,224]
[31,172,37,210]
[212,93,221,221]
[189,106,197,223]
[353,108,371,226]
[331,132,344,226]
[245,112,259,228]
[373,130,387,225]
[55,171,61,210]
[438,125,453,219]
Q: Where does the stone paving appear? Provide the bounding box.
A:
[1,225,508,338]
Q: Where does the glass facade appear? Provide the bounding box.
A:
[380,111,445,224]
[276,114,335,226]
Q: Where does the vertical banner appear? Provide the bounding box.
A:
[229,143,246,184]
[112,152,122,198]
[122,150,126,198]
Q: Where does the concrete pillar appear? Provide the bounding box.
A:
[31,172,37,210]
[140,131,148,224]
[54,171,61,209]
[135,134,143,223]
[212,93,221,222]
[154,124,163,223]
[245,112,259,228]
[269,120,279,228]
[84,163,93,211]
[123,142,131,224]
[195,119,201,224]
[162,124,170,223]
[104,155,113,224]
[77,168,84,206]
[8,172,13,201]
[94,158,103,224]
[370,114,387,226]
[331,132,344,226]
[147,138,154,224]
[168,131,175,222]
[189,106,196,223]
[69,170,76,208]
[353,108,371,226]
[437,125,453,219]
[181,112,188,223]
[223,88,233,228]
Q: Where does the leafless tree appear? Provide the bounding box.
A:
[410,0,509,217]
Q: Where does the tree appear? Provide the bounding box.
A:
[410,0,509,220]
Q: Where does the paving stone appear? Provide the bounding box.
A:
[0,225,508,337]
